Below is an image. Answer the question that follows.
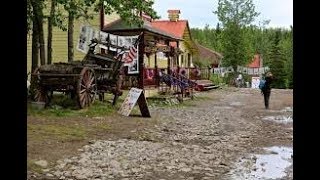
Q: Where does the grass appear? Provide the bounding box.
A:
[27,89,217,119]
[27,91,129,118]
[27,160,44,173]
[28,124,87,141]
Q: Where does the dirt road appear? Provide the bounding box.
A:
[28,87,293,180]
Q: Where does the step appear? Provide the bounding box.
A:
[204,85,220,89]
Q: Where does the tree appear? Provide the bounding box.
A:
[214,0,259,27]
[47,0,56,65]
[269,30,287,89]
[27,0,33,35]
[279,27,293,88]
[29,0,47,73]
[28,0,159,71]
[56,0,159,62]
[31,19,39,73]
[214,0,260,69]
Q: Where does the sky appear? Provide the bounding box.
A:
[152,0,293,29]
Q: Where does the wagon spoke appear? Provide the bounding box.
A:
[89,76,95,86]
[86,72,93,86]
[80,93,86,101]
[88,93,92,104]
[83,71,88,81]
[86,93,90,106]
[77,68,96,108]
[80,89,86,94]
[81,96,86,108]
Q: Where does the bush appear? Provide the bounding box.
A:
[217,72,252,86]
[210,74,224,85]
[222,72,236,85]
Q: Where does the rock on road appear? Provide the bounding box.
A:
[44,87,293,180]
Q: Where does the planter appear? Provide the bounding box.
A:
[30,101,46,110]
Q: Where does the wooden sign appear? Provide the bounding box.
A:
[118,88,151,117]
[144,46,171,53]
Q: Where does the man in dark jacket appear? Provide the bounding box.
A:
[262,72,273,109]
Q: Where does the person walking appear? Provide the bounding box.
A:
[261,72,273,109]
[236,73,243,87]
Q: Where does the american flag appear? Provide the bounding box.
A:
[123,45,138,64]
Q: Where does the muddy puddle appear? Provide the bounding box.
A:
[226,146,293,180]
[262,115,293,124]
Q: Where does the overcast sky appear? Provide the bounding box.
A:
[153,0,293,29]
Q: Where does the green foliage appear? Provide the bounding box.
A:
[104,0,159,26]
[28,95,116,118]
[191,25,223,53]
[214,0,260,70]
[269,30,288,89]
[210,74,224,85]
[190,0,292,89]
[28,124,87,141]
[27,0,33,34]
[220,22,250,69]
[193,57,212,68]
[214,0,260,27]
[192,26,293,89]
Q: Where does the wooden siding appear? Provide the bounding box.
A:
[27,5,119,73]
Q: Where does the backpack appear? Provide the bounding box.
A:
[259,79,266,90]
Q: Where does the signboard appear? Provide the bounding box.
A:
[118,88,151,117]
[77,25,99,53]
[251,76,260,89]
[77,25,140,74]
[213,66,234,75]
[237,66,270,75]
[144,46,171,53]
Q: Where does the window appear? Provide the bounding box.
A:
[187,53,191,67]
[157,52,166,59]
[181,55,184,65]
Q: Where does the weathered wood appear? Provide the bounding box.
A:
[31,33,131,108]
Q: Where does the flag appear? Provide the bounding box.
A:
[123,45,138,64]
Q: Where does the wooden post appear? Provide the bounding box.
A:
[166,40,171,75]
[138,32,145,89]
[176,41,180,76]
[100,4,104,31]
[100,5,105,54]
[154,51,158,86]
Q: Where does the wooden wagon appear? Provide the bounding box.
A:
[30,38,133,108]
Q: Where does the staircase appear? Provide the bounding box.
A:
[194,80,219,91]
[158,73,197,101]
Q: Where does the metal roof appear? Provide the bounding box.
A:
[103,19,183,41]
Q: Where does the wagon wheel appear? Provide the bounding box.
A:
[31,67,49,103]
[76,67,97,108]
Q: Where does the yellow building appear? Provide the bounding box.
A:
[150,9,196,69]
[27,3,118,74]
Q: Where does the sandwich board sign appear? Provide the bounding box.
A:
[118,88,151,117]
[251,76,260,89]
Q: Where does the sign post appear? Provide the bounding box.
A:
[118,88,151,117]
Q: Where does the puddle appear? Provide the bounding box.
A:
[230,102,242,106]
[227,146,293,180]
[262,116,293,124]
[281,107,293,112]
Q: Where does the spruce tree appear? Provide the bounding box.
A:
[269,30,287,89]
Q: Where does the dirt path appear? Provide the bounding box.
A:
[28,87,293,180]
